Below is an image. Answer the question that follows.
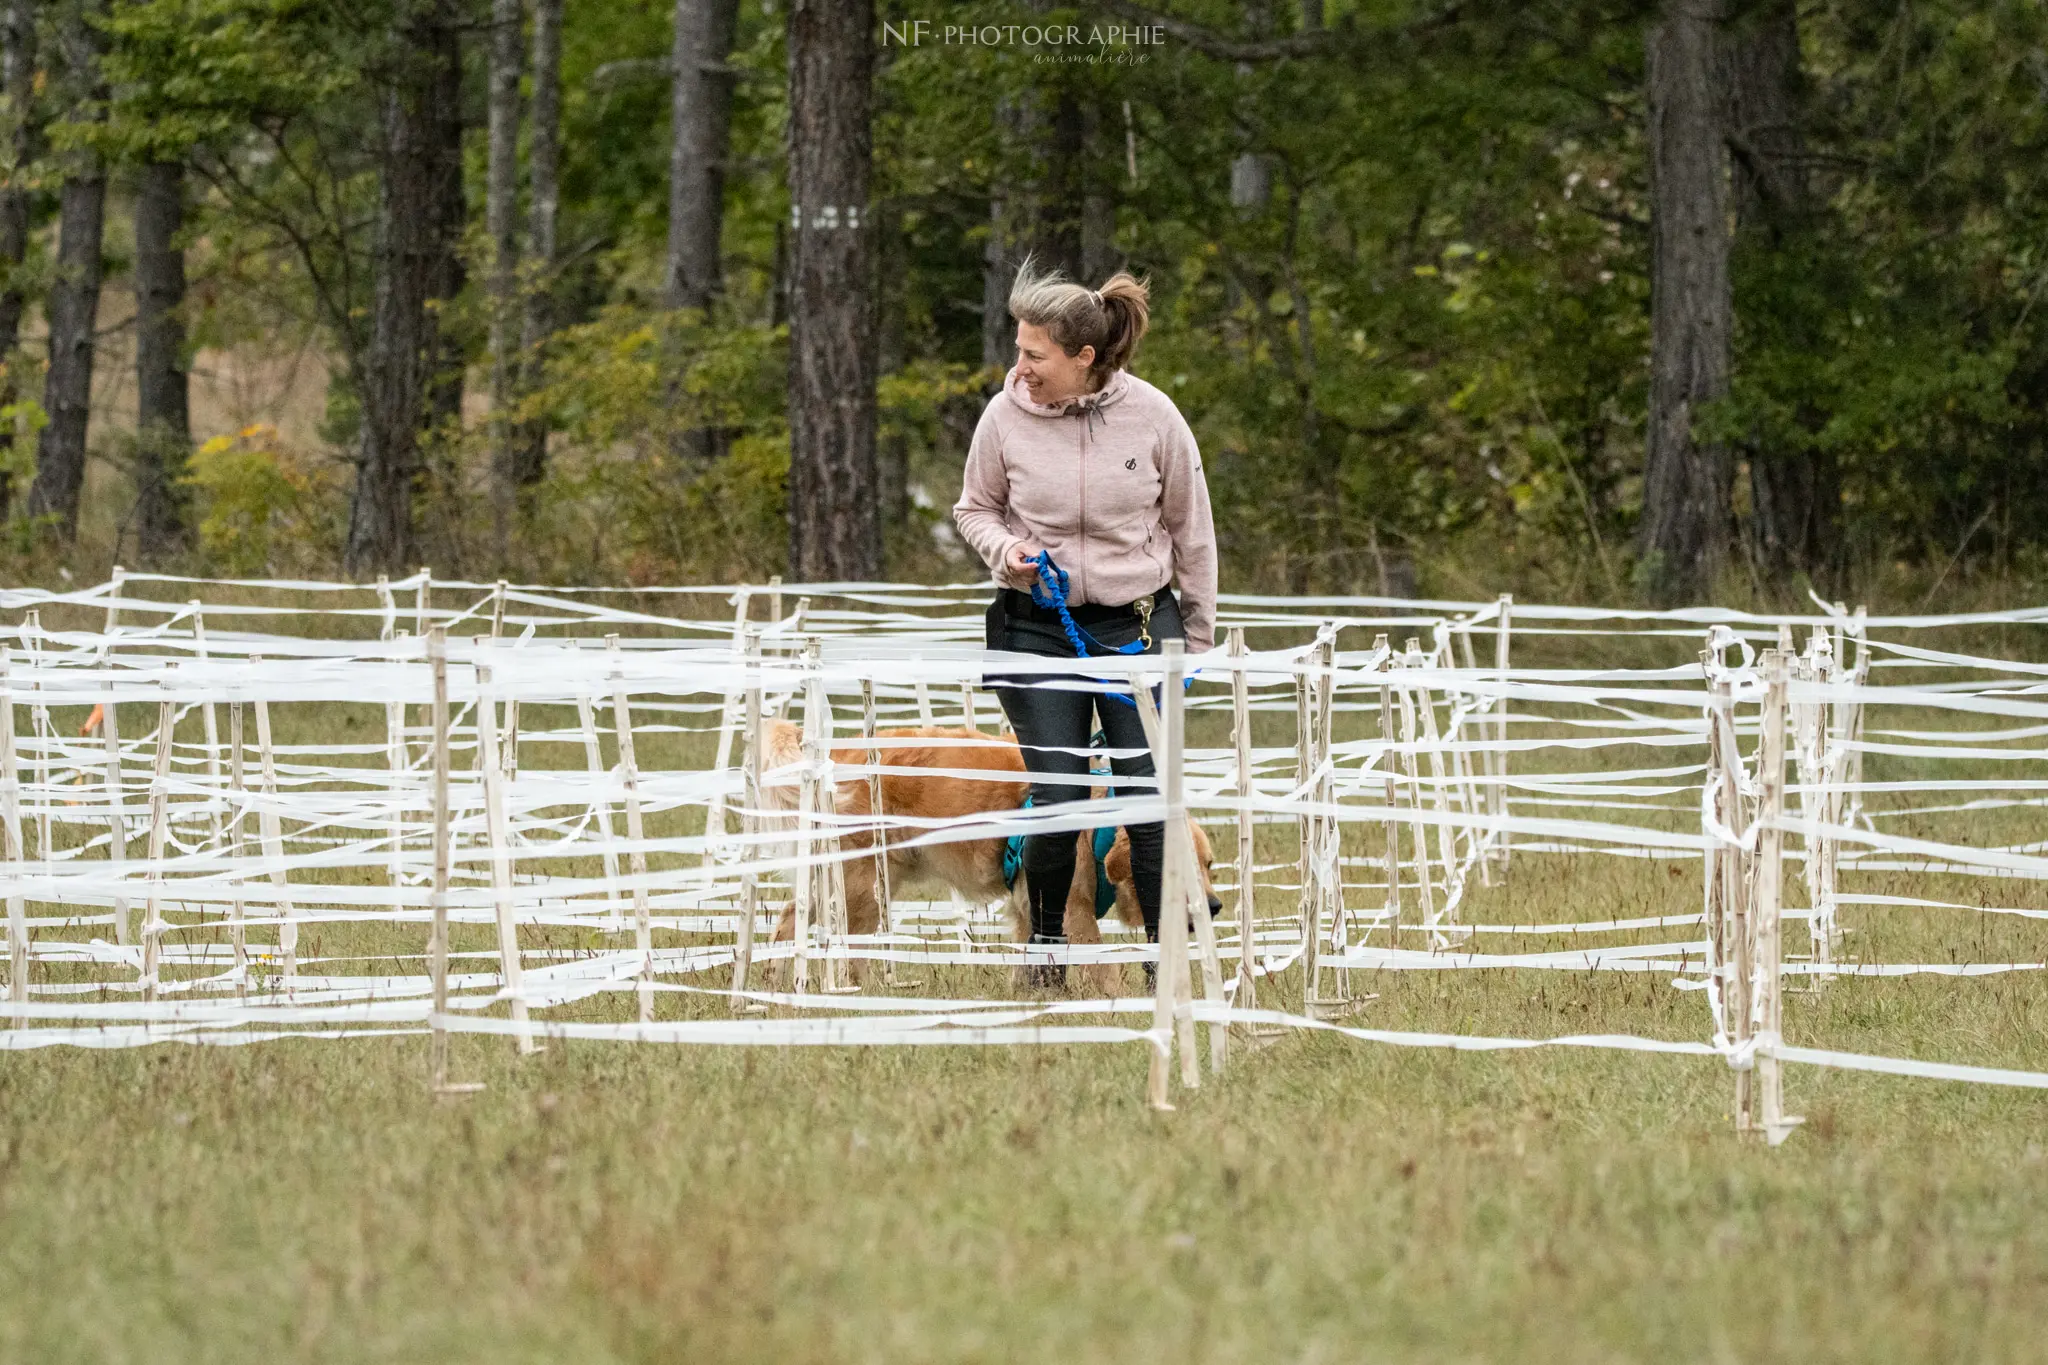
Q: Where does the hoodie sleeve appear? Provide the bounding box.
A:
[1159,403,1218,654]
[952,400,1031,589]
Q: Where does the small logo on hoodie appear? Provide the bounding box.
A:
[1124,458,1136,469]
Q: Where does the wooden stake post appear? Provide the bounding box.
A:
[804,652,852,995]
[1141,642,1228,1103]
[1790,634,1840,975]
[605,635,655,1024]
[99,680,130,947]
[1292,643,1316,1004]
[788,639,844,995]
[1374,636,1402,940]
[1393,652,1440,941]
[140,672,177,1002]
[249,662,297,992]
[729,629,765,1007]
[227,701,248,997]
[1702,656,1753,1133]
[1227,628,1258,1013]
[1407,639,1460,917]
[425,628,481,1094]
[428,628,450,1086]
[1843,607,1870,829]
[22,613,51,868]
[574,691,623,925]
[860,674,900,990]
[475,653,539,1054]
[378,580,410,895]
[1,655,26,1017]
[1454,622,1492,888]
[1754,649,1801,1144]
[1307,629,1348,1015]
[188,603,225,851]
[1491,593,1512,873]
[702,587,752,868]
[1409,638,1462,928]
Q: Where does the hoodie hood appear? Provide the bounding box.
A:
[1003,365,1132,423]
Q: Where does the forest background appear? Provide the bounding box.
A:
[0,0,2042,610]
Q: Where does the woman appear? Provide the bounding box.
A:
[953,258,1218,985]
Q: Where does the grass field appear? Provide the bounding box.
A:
[7,965,2048,1364]
[3,598,2047,1362]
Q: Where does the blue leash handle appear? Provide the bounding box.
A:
[1026,550,1193,708]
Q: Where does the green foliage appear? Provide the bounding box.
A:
[2,0,2045,601]
[182,424,342,575]
[100,0,361,162]
[0,391,47,499]
[504,304,790,583]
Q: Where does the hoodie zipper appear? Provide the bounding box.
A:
[1076,402,1087,605]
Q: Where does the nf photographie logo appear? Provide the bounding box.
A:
[882,19,1168,49]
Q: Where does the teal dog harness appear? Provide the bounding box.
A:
[1001,798,1121,918]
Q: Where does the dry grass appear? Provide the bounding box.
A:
[5,971,2048,1364]
[3,605,2047,1362]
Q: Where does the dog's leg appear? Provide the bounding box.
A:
[1007,875,1030,943]
[1064,831,1120,997]
[1105,832,1145,932]
[767,901,798,991]
[1006,873,1033,992]
[837,843,880,988]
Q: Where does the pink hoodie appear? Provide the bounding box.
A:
[953,366,1218,654]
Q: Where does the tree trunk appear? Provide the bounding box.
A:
[1081,99,1120,285]
[345,1,464,576]
[982,189,1013,372]
[785,0,880,580]
[1727,0,1838,586]
[0,0,36,523]
[1230,3,1275,216]
[1032,86,1086,280]
[666,0,742,463]
[1638,0,1733,606]
[487,0,523,566]
[134,158,192,561]
[982,72,1088,377]
[1726,0,1807,228]
[423,13,466,502]
[875,195,908,529]
[513,0,561,487]
[27,0,109,539]
[666,0,741,313]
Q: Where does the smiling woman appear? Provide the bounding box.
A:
[951,256,1218,985]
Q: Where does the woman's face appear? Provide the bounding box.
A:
[1014,321,1096,404]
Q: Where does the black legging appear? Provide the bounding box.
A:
[987,587,1184,942]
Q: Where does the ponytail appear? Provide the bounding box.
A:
[1092,272,1150,374]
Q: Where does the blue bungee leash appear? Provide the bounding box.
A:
[1027,550,1194,709]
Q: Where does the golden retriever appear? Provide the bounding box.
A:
[758,723,1219,990]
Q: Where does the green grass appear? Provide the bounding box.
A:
[4,595,2048,1361]
[7,838,2048,1363]
[6,994,2048,1364]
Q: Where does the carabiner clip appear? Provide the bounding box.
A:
[1134,594,1154,650]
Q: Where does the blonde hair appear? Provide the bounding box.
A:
[1007,256,1151,378]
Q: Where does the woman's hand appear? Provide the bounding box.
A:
[1003,541,1042,585]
